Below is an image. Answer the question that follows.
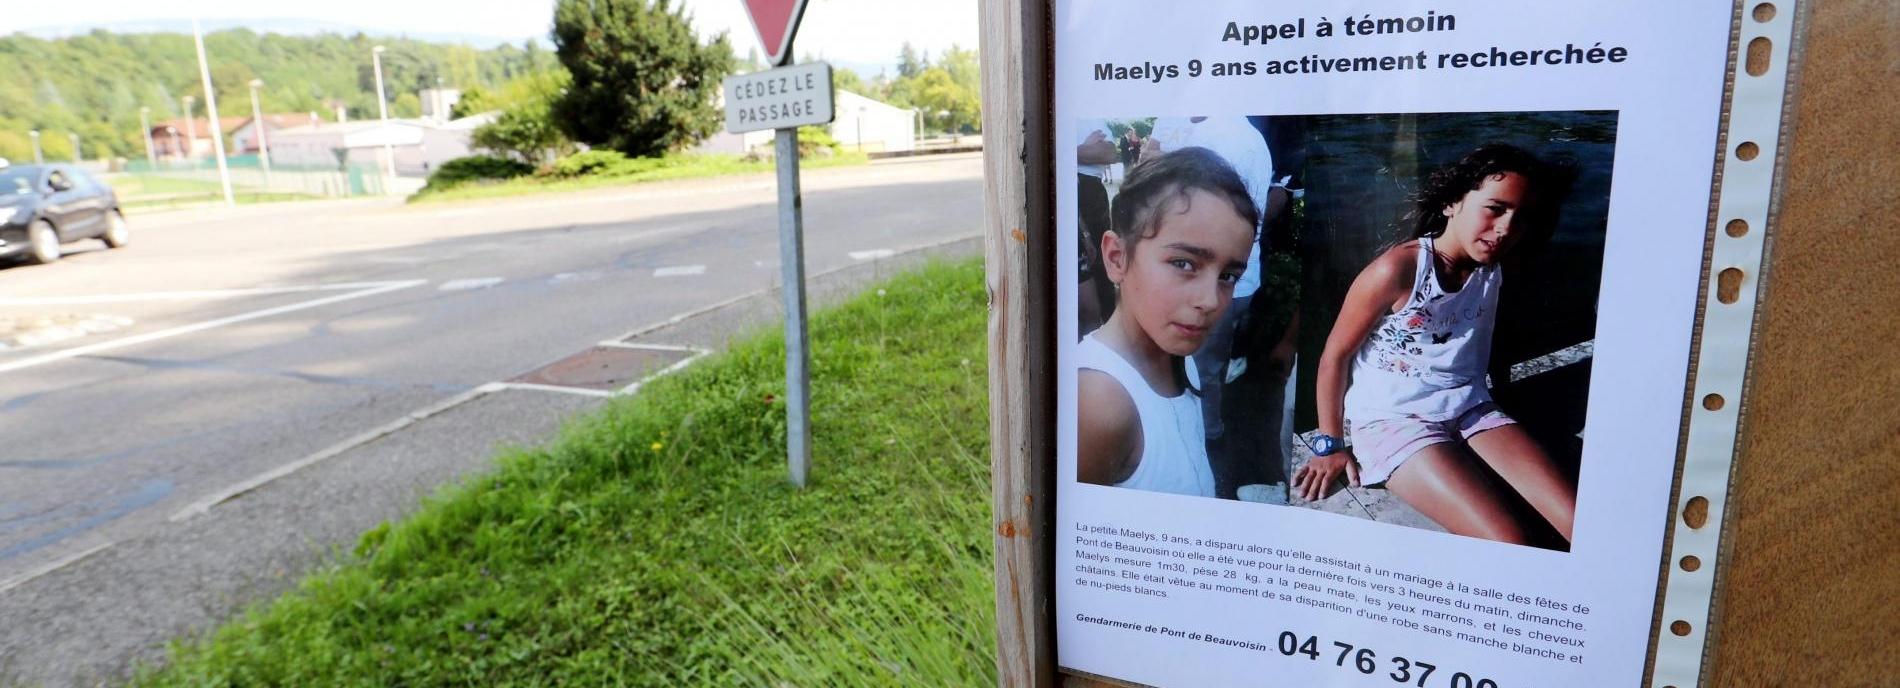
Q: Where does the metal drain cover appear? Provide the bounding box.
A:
[508,346,695,391]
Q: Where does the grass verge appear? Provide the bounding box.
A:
[408,152,871,205]
[134,259,995,687]
[110,174,317,210]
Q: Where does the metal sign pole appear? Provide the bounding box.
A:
[775,122,811,488]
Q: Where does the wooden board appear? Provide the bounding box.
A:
[1701,1,1900,685]
[980,1,1899,685]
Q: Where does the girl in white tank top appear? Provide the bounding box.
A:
[1297,144,1577,546]
[1075,147,1259,498]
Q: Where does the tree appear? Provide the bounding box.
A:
[833,66,867,95]
[550,0,735,158]
[897,41,925,79]
[472,99,568,165]
[912,68,980,134]
[469,70,573,163]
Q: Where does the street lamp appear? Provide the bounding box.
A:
[371,45,394,192]
[68,133,80,164]
[28,130,40,165]
[182,95,198,160]
[249,78,273,188]
[140,106,156,168]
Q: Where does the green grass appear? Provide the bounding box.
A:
[110,174,315,210]
[407,151,871,204]
[134,259,995,687]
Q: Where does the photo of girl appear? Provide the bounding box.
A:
[1076,147,1259,497]
[1294,144,1578,547]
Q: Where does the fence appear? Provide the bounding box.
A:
[113,155,392,209]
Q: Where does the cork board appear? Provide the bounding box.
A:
[1698,0,1900,685]
[982,0,1897,685]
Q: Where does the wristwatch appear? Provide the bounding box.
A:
[1306,433,1343,457]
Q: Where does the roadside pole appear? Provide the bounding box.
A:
[728,0,823,486]
[775,119,811,487]
[192,19,235,207]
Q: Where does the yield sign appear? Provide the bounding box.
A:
[742,0,810,67]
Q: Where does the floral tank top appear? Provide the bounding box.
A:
[1344,237,1502,422]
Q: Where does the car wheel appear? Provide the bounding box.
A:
[27,220,61,264]
[102,211,130,249]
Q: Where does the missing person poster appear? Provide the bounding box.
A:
[1055,2,1733,685]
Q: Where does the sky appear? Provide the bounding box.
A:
[4,0,979,76]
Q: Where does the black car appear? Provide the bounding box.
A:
[0,163,128,264]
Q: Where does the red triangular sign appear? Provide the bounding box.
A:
[742,0,809,67]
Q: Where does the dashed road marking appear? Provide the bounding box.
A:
[0,280,427,376]
[849,248,896,260]
[439,277,504,291]
[0,282,416,306]
[653,265,706,277]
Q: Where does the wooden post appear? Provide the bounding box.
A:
[981,0,1055,685]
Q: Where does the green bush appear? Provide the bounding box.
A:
[421,155,534,193]
[546,149,631,178]
[797,125,840,157]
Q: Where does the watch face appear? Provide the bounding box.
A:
[1310,435,1338,456]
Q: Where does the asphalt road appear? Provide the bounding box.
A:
[0,153,984,685]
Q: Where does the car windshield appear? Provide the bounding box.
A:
[0,167,37,195]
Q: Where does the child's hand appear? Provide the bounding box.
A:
[1293,450,1361,502]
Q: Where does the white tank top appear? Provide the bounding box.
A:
[1344,237,1503,422]
[1077,333,1215,497]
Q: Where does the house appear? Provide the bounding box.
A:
[420,88,462,122]
[829,90,916,153]
[148,117,246,159]
[229,114,315,156]
[267,112,499,176]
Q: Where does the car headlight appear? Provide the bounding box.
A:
[1,207,25,225]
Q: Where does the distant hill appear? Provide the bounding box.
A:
[16,18,541,50]
[0,28,559,162]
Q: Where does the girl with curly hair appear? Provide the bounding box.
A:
[1293,144,1577,545]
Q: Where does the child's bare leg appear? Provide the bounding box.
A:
[1384,444,1529,545]
[1466,425,1576,542]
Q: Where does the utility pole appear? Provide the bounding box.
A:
[182,95,198,159]
[372,45,395,193]
[249,79,273,189]
[192,19,235,206]
[140,107,156,168]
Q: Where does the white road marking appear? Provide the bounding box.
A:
[653,265,706,277]
[0,281,417,306]
[614,346,710,397]
[0,541,115,596]
[548,271,603,285]
[169,382,501,522]
[611,231,981,343]
[849,248,896,260]
[486,382,616,398]
[438,277,504,291]
[163,234,980,524]
[0,280,426,376]
[595,341,703,353]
